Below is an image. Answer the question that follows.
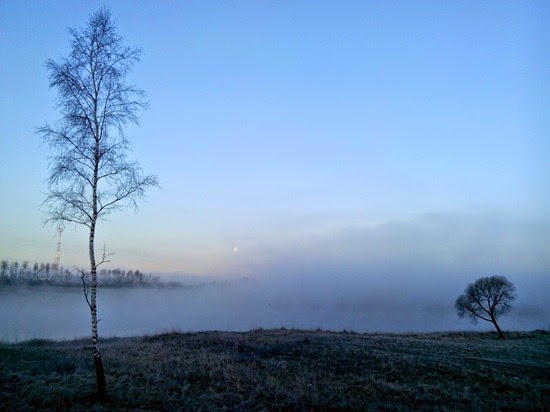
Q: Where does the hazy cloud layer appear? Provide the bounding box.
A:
[248,212,550,282]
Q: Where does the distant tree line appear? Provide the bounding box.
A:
[0,260,160,287]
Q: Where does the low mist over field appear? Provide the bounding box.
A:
[2,213,550,342]
[1,270,548,342]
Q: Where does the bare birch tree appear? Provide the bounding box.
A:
[38,8,158,402]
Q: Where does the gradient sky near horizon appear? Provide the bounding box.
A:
[1,1,549,280]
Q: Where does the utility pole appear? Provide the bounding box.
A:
[53,224,64,270]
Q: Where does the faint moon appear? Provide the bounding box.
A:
[233,246,239,253]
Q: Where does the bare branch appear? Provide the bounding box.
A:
[77,268,92,310]
[96,244,114,268]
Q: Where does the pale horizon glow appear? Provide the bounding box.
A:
[0,1,549,284]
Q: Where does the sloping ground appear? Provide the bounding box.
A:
[0,329,548,411]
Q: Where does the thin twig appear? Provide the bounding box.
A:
[96,244,114,268]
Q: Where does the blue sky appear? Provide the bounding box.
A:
[1,1,549,280]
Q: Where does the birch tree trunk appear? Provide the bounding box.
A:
[89,180,106,400]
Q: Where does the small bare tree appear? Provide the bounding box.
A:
[38,8,158,401]
[455,275,515,339]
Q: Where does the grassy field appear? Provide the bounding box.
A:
[0,329,548,411]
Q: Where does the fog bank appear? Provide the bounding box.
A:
[1,272,548,342]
